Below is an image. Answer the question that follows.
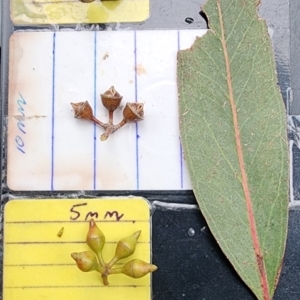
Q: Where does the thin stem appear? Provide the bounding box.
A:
[91,116,109,129]
[100,119,127,141]
[106,255,119,269]
[100,127,114,141]
[108,110,114,124]
[108,267,123,275]
[96,252,105,268]
[102,275,109,286]
[96,264,110,285]
[95,264,106,274]
[113,119,127,132]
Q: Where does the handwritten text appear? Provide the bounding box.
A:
[70,202,124,221]
[15,93,26,154]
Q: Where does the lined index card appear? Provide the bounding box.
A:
[7,30,206,191]
[3,198,151,300]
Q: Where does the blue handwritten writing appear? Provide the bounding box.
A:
[15,136,25,153]
[17,95,26,117]
[17,122,26,134]
[15,93,26,154]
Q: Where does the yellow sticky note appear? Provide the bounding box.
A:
[3,198,151,300]
[11,0,149,24]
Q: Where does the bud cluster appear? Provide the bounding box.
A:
[71,219,157,286]
[71,86,144,141]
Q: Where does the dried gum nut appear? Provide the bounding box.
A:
[100,86,123,111]
[71,101,93,120]
[123,102,144,122]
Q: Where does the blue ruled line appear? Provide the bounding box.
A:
[177,30,184,189]
[93,32,97,190]
[134,31,140,190]
[51,32,56,191]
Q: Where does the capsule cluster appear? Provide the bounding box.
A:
[71,86,144,141]
[71,219,157,285]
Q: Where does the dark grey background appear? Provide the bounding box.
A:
[290,0,300,114]
[1,0,300,299]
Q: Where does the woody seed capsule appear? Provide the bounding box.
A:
[122,259,158,278]
[123,102,144,122]
[100,86,123,112]
[71,101,93,120]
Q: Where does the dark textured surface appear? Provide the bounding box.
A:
[289,0,300,203]
[291,142,300,200]
[275,210,300,299]
[1,0,300,299]
[152,206,300,300]
[152,208,256,300]
[290,0,300,114]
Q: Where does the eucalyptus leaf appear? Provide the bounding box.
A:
[177,1,288,299]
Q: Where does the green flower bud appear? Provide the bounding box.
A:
[115,230,141,260]
[71,251,99,272]
[86,218,105,253]
[106,230,141,268]
[122,259,158,278]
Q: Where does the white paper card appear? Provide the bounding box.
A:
[7,30,206,191]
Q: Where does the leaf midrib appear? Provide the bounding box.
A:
[216,1,270,299]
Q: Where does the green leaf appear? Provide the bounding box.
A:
[177,1,288,299]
